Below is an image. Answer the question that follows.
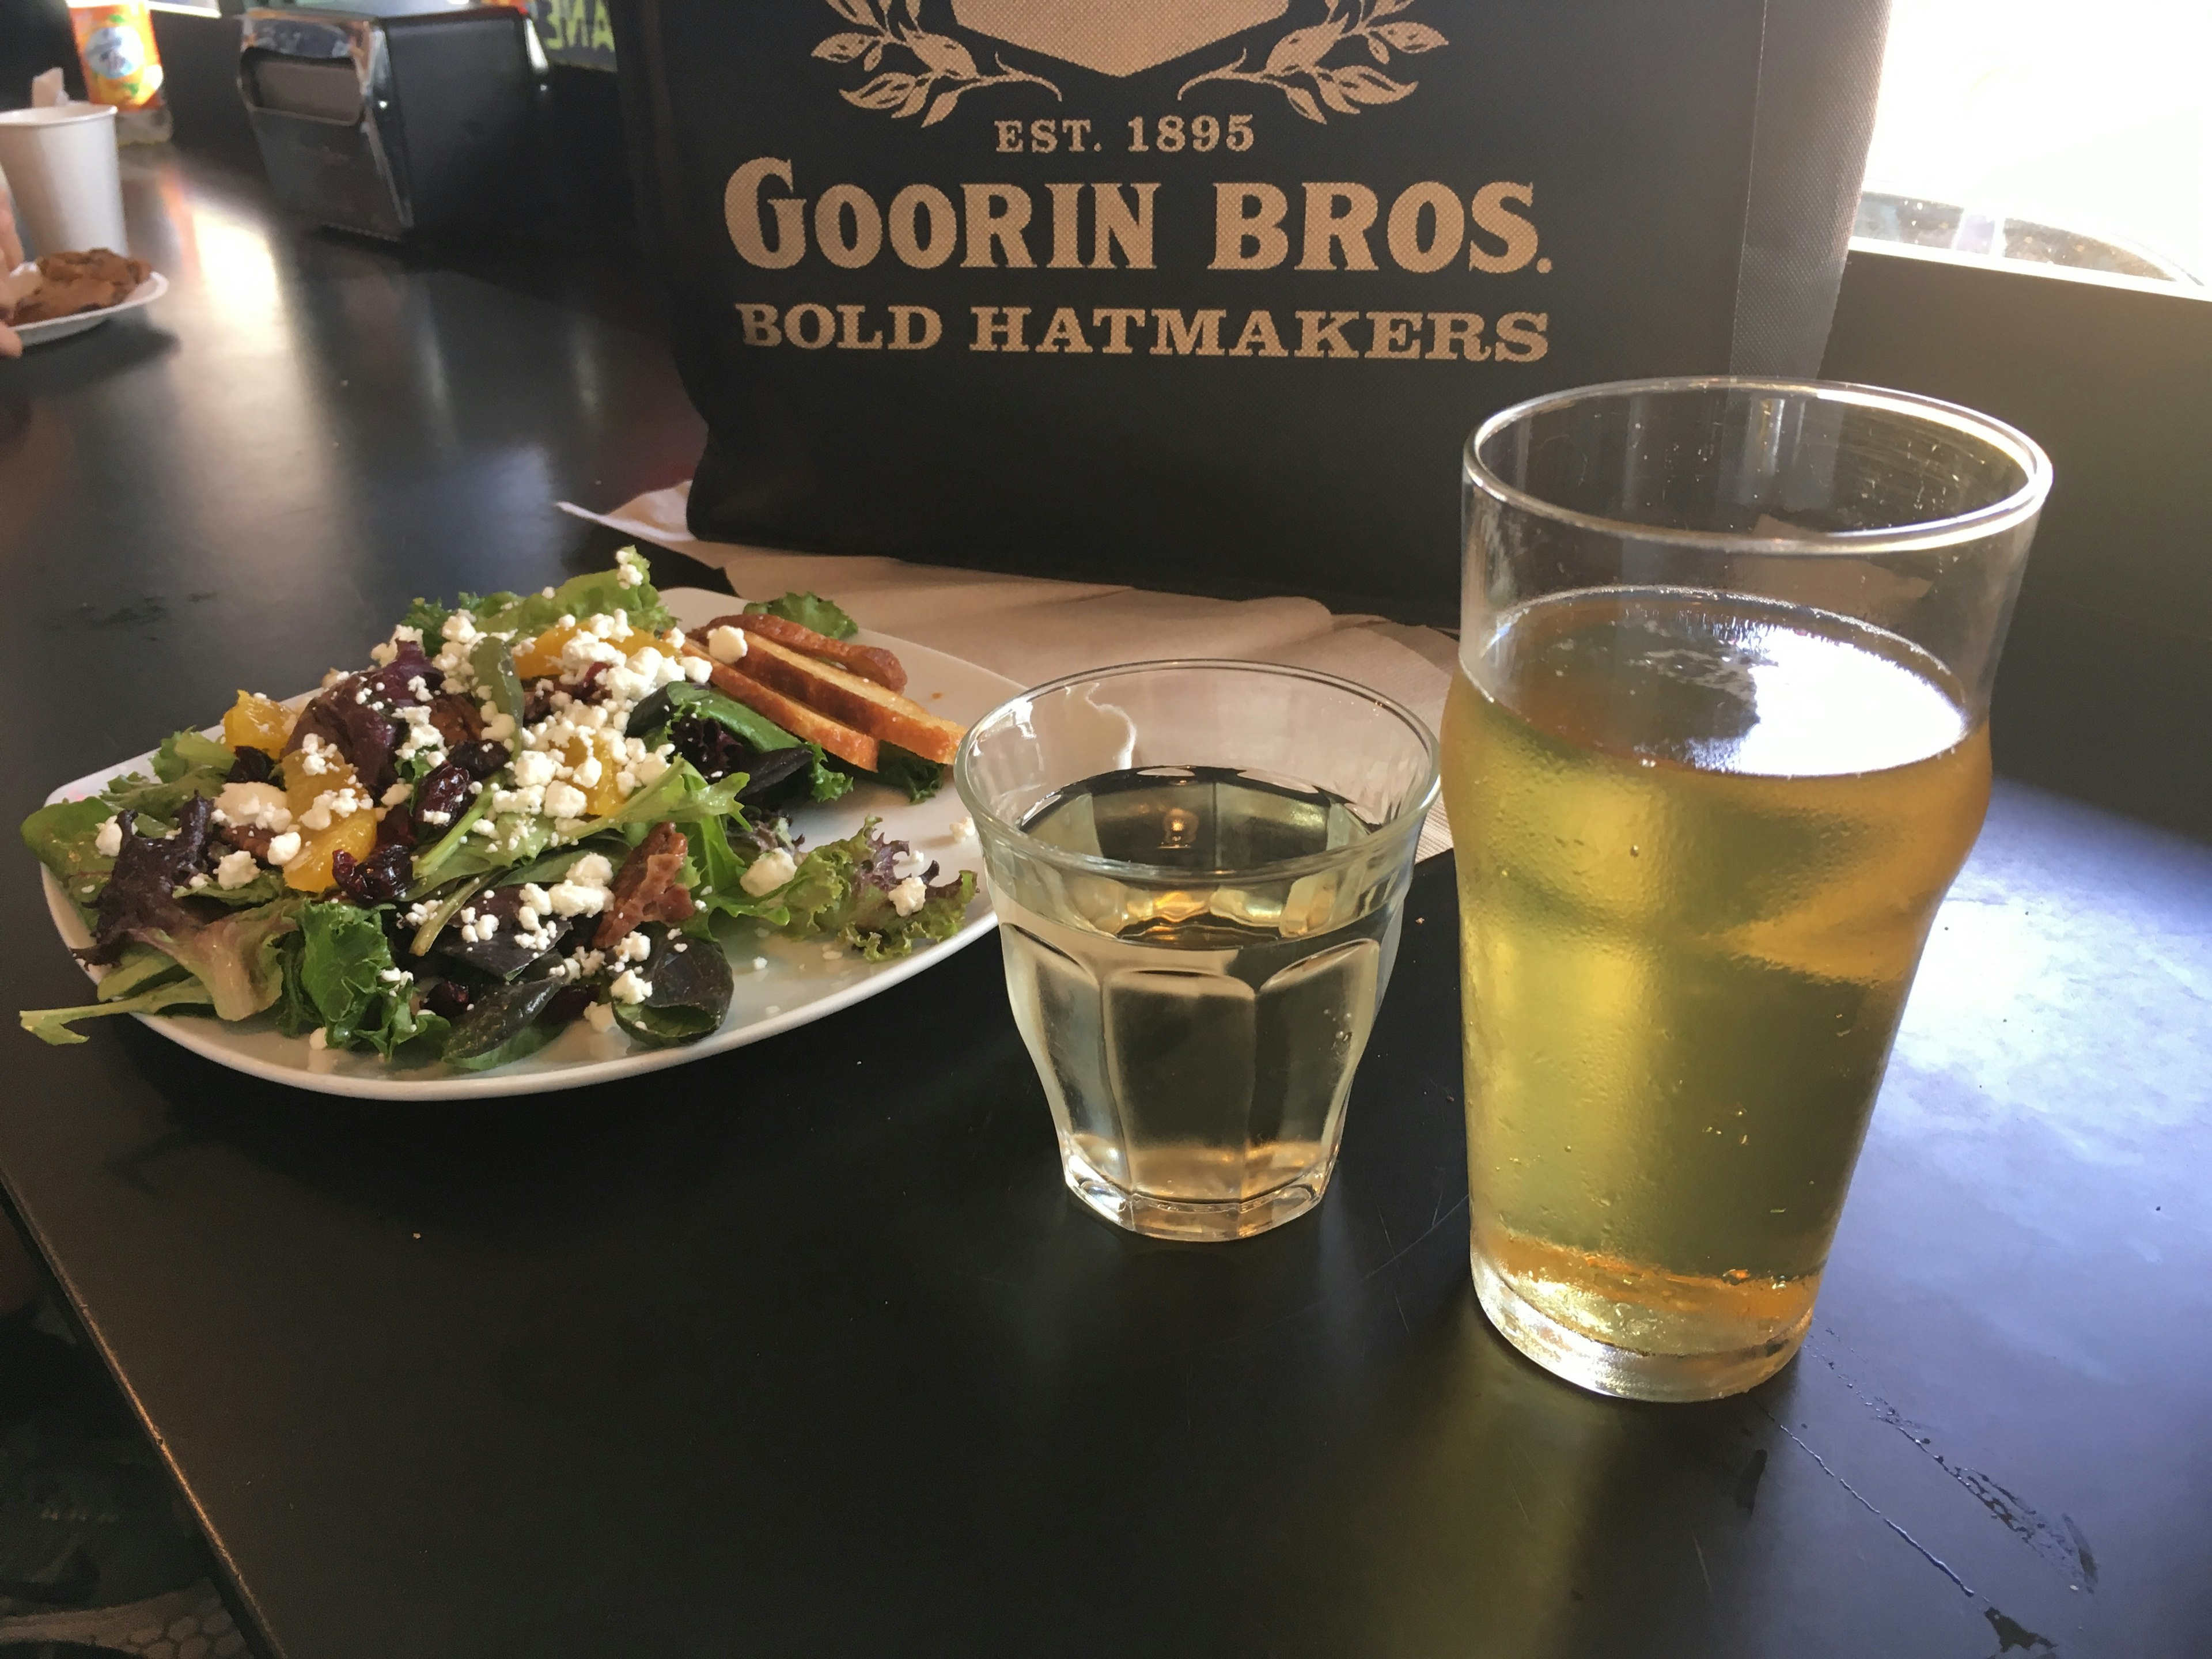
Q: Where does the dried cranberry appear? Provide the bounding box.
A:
[413,764,472,836]
[570,661,611,704]
[542,985,594,1025]
[426,980,473,1021]
[523,681,558,725]
[375,805,415,851]
[331,843,411,904]
[226,746,273,784]
[449,739,510,780]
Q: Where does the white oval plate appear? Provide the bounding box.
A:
[37,588,1017,1099]
[11,269,168,346]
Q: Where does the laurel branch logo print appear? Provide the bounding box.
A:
[1177,0,1448,123]
[813,0,1446,126]
[813,0,1061,127]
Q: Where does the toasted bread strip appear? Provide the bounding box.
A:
[730,631,967,765]
[707,612,907,692]
[682,648,880,771]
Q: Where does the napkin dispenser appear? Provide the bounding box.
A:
[238,0,542,240]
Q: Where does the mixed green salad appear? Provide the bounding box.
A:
[20,551,974,1073]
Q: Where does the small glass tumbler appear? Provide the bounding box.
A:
[957,661,1441,1242]
[1448,378,2050,1400]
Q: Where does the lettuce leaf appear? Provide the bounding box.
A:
[20,797,116,911]
[796,825,976,959]
[470,637,525,725]
[745,591,857,639]
[147,896,304,1021]
[96,944,190,1002]
[575,759,747,839]
[59,728,240,830]
[20,976,214,1046]
[441,979,562,1072]
[296,901,446,1058]
[401,552,673,646]
[857,743,945,804]
[627,682,797,753]
[612,924,733,1048]
[688,820,972,957]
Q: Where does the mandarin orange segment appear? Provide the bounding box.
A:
[285,760,358,823]
[283,809,378,892]
[222,692,296,756]
[562,733,630,817]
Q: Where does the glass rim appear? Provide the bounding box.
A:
[1465,376,2054,556]
[953,657,1442,887]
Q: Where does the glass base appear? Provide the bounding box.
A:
[1062,1147,1330,1243]
[1470,1242,1810,1402]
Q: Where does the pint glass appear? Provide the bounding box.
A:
[1445,380,2050,1401]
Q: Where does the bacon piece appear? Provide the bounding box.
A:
[704,612,908,693]
[593,822,695,950]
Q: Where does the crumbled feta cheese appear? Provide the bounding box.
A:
[571,753,603,789]
[629,753,669,789]
[94,816,123,858]
[740,848,797,897]
[510,748,557,788]
[608,969,652,1005]
[469,818,498,838]
[307,1028,328,1051]
[584,1001,617,1031]
[949,815,975,842]
[541,781,588,820]
[482,711,516,743]
[570,853,614,888]
[615,547,647,589]
[219,783,294,827]
[560,631,626,675]
[378,967,413,985]
[752,956,767,971]
[214,849,260,889]
[381,782,413,808]
[614,931,652,964]
[297,786,366,832]
[683,655,714,684]
[441,611,481,646]
[706,626,748,665]
[520,884,551,911]
[546,880,608,918]
[266,830,302,865]
[889,875,928,917]
[187,872,211,891]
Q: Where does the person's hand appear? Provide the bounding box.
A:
[0,171,22,359]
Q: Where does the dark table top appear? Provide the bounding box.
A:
[2,150,2208,1659]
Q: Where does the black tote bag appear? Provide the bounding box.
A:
[613,0,1885,619]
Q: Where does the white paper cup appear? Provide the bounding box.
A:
[0,105,127,259]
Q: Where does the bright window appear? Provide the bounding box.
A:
[1858,1,2212,285]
